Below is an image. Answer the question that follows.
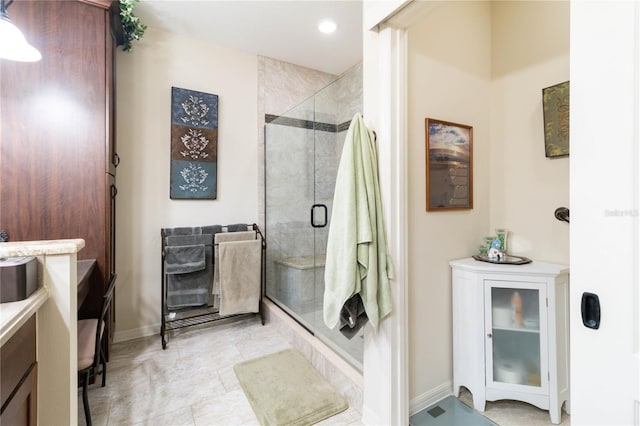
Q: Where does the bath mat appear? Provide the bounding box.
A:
[234,348,348,426]
[409,396,497,426]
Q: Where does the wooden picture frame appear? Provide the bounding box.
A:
[542,81,570,158]
[425,118,473,211]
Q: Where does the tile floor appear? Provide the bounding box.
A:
[79,315,569,426]
[457,388,571,426]
[78,316,363,425]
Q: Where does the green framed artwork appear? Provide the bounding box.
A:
[542,81,570,158]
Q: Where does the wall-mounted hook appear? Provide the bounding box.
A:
[554,207,570,223]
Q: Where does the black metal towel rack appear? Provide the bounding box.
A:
[159,223,265,349]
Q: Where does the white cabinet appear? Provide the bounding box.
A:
[450,257,570,424]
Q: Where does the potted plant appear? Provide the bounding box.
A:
[111,0,147,51]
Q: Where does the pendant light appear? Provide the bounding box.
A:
[0,0,41,62]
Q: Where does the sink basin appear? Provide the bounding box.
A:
[0,256,38,303]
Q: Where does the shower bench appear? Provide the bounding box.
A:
[274,254,325,314]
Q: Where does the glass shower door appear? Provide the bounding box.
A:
[265,64,363,370]
[264,96,317,331]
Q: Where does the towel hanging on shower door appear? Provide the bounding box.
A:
[323,113,394,334]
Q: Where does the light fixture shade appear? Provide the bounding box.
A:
[0,12,41,62]
[318,19,337,34]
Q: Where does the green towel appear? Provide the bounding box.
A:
[323,113,394,331]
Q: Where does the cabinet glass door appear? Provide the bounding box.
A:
[485,281,547,392]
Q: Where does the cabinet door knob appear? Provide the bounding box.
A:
[487,333,492,338]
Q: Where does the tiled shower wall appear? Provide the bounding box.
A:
[257,57,363,228]
[257,56,337,229]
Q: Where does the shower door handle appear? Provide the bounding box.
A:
[311,204,328,228]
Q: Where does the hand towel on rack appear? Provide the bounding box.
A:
[213,231,256,296]
[226,223,249,232]
[165,244,206,274]
[323,113,394,332]
[163,226,200,236]
[165,233,214,246]
[165,234,214,310]
[218,239,262,316]
[201,225,223,236]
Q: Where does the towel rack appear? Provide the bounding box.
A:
[159,223,266,349]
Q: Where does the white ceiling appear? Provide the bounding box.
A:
[136,0,363,75]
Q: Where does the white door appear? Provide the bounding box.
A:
[570,1,640,424]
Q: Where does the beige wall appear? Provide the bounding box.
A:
[490,1,570,264]
[114,27,259,339]
[407,0,569,407]
[407,1,492,403]
[113,27,342,340]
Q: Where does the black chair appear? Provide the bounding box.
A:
[78,274,116,426]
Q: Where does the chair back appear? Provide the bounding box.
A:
[92,274,116,367]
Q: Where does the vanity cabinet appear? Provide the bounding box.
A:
[450,257,569,424]
[1,316,37,426]
[0,0,122,354]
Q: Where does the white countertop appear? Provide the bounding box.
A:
[0,238,85,257]
[450,257,569,276]
[0,287,49,346]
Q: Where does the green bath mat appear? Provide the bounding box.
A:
[234,348,349,426]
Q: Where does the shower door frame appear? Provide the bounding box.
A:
[263,70,365,370]
[264,118,365,367]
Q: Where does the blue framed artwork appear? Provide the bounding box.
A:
[170,87,218,199]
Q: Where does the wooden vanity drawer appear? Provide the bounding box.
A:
[1,315,36,410]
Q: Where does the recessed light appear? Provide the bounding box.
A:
[318,20,337,34]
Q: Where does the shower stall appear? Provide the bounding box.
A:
[265,64,363,370]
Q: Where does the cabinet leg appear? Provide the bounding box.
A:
[472,395,486,412]
[549,399,570,424]
[549,403,562,424]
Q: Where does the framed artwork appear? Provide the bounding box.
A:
[425,118,473,211]
[170,87,219,199]
[542,81,569,158]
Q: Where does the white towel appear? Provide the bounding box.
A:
[218,239,262,316]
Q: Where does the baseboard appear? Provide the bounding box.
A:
[409,381,453,416]
[113,323,159,343]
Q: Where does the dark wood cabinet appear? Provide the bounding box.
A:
[1,317,37,426]
[0,0,120,352]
